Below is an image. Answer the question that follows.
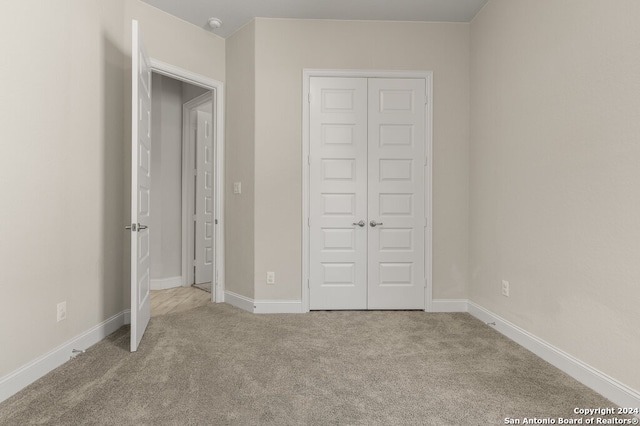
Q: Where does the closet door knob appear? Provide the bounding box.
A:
[352,220,365,227]
[369,220,383,227]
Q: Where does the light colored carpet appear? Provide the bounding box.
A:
[0,304,628,425]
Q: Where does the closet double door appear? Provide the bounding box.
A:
[309,77,427,310]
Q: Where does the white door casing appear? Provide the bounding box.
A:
[130,20,151,351]
[159,65,224,303]
[195,110,214,284]
[367,78,426,309]
[307,74,429,311]
[309,77,368,309]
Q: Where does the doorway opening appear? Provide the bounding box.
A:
[130,21,224,351]
[148,60,225,305]
[148,74,211,315]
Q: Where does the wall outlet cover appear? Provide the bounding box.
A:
[502,280,510,297]
[57,301,67,322]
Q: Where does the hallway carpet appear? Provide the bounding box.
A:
[0,304,627,425]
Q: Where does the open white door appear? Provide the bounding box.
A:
[195,110,214,285]
[129,20,151,352]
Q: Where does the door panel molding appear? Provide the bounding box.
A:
[309,77,368,309]
[130,20,152,351]
[367,78,426,309]
[182,92,213,289]
[195,110,214,284]
[303,69,433,312]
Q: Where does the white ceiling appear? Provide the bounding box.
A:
[142,0,488,38]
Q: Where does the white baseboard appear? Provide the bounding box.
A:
[430,299,468,312]
[223,291,303,314]
[150,276,182,291]
[224,291,255,313]
[253,300,303,314]
[467,301,640,413]
[0,311,128,404]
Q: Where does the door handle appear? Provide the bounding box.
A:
[352,220,365,227]
[369,220,384,227]
[125,223,148,232]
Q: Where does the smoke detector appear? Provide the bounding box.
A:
[207,17,222,30]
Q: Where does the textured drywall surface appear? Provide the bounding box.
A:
[470,0,640,392]
[253,18,470,301]
[0,0,127,377]
[225,21,256,299]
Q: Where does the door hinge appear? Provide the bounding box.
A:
[307,155,311,165]
[424,156,428,166]
[307,279,310,289]
[308,93,312,103]
[193,215,197,221]
[424,94,428,105]
[193,169,197,176]
[307,217,310,227]
[193,259,197,267]
[215,219,218,225]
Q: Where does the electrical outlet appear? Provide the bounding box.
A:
[502,280,510,297]
[233,182,242,194]
[57,301,67,322]
[266,272,275,285]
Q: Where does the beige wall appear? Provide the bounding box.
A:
[0,0,127,377]
[470,0,640,391]
[0,0,225,379]
[253,19,470,300]
[125,1,225,83]
[225,21,256,298]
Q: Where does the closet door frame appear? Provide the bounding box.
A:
[302,69,433,313]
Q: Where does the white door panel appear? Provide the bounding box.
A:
[195,110,214,284]
[130,20,151,351]
[309,77,426,310]
[368,78,426,309]
[309,77,368,309]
